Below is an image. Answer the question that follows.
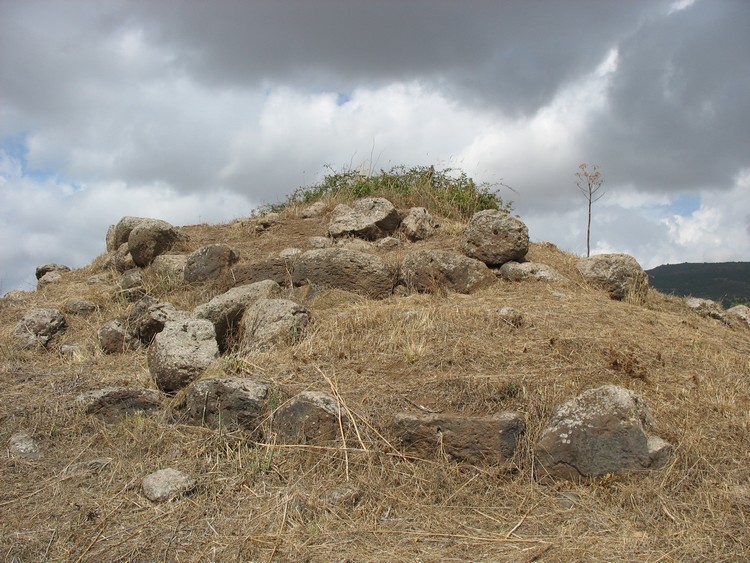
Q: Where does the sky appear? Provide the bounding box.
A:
[1,0,749,295]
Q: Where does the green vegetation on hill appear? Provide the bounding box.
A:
[267,164,512,219]
[646,262,750,306]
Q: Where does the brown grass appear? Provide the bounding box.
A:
[2,209,750,561]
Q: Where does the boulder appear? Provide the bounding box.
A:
[192,280,281,351]
[76,387,161,421]
[460,210,529,266]
[35,263,71,280]
[240,298,310,352]
[63,299,98,315]
[392,412,525,465]
[232,257,291,287]
[401,249,496,294]
[400,207,440,241]
[142,468,196,502]
[255,212,280,231]
[148,319,219,394]
[577,254,648,301]
[279,247,303,260]
[184,377,269,432]
[128,218,179,267]
[14,308,66,349]
[102,242,137,273]
[336,238,373,252]
[728,304,750,328]
[375,236,401,250]
[120,268,145,301]
[127,296,186,346]
[301,200,327,218]
[183,244,240,284]
[292,248,393,298]
[685,297,728,323]
[308,236,333,249]
[499,261,565,282]
[108,216,147,252]
[98,319,139,354]
[328,197,401,240]
[150,254,188,278]
[535,385,672,482]
[273,391,345,444]
[37,270,64,287]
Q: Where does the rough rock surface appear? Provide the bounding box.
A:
[400,207,440,241]
[460,210,529,266]
[128,218,179,267]
[241,298,310,351]
[103,243,137,273]
[232,257,291,287]
[495,306,524,327]
[77,387,161,421]
[401,249,495,294]
[328,197,401,240]
[273,391,344,444]
[728,304,750,328]
[193,280,281,350]
[685,297,728,323]
[308,236,333,249]
[184,377,269,431]
[14,308,66,349]
[393,412,525,465]
[577,254,649,301]
[35,263,71,280]
[142,468,197,502]
[183,244,240,284]
[499,261,565,282]
[292,248,393,298]
[127,297,186,346]
[108,216,146,252]
[120,269,145,301]
[98,319,140,354]
[535,385,672,481]
[63,299,98,315]
[301,200,327,218]
[148,319,219,394]
[150,254,188,278]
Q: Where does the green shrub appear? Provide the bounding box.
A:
[266,164,512,219]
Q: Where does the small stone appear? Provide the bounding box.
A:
[142,468,196,502]
[8,432,42,460]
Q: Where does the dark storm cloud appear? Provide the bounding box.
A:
[130,0,667,115]
[584,0,750,192]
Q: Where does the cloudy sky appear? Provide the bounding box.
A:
[1,0,749,294]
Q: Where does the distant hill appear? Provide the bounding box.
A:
[646,262,750,306]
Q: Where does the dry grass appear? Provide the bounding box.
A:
[2,209,750,561]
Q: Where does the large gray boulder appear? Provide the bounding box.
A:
[273,391,345,444]
[128,219,180,267]
[685,297,728,323]
[400,207,440,241]
[14,308,66,349]
[499,261,565,282]
[232,257,291,287]
[292,248,393,298]
[148,319,219,394]
[240,298,310,352]
[193,280,281,351]
[150,254,188,279]
[460,210,529,266]
[401,249,496,294]
[328,197,401,240]
[102,242,137,273]
[535,385,672,482]
[184,377,269,432]
[393,412,525,465]
[108,216,147,252]
[577,254,648,301]
[183,244,240,284]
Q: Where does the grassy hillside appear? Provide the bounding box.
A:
[1,198,750,561]
[647,262,750,306]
